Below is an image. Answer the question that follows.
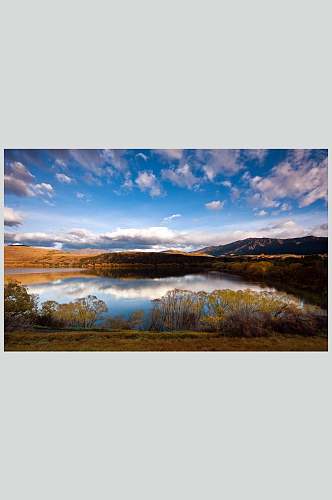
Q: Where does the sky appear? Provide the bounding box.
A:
[4,149,328,252]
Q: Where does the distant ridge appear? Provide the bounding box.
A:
[197,236,328,256]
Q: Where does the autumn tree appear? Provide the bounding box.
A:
[4,280,38,330]
[39,295,108,328]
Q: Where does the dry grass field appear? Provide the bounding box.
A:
[4,246,104,268]
[4,329,328,351]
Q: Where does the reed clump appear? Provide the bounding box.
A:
[150,289,207,331]
[149,289,326,337]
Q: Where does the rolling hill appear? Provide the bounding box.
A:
[4,245,105,268]
[197,236,328,256]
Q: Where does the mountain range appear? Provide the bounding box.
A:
[197,236,328,256]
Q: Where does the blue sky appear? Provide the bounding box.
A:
[4,149,328,251]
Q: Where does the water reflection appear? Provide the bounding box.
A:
[6,268,277,317]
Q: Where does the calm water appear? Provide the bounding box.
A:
[5,267,283,319]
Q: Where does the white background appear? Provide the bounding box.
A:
[1,1,331,499]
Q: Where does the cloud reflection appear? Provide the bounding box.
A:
[23,272,276,312]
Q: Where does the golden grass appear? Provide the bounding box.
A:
[4,246,104,268]
[4,329,328,351]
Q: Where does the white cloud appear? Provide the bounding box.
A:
[101,149,128,173]
[5,162,55,199]
[256,219,306,238]
[4,207,24,227]
[311,223,328,237]
[4,162,36,196]
[162,163,200,189]
[163,214,182,222]
[256,209,268,216]
[280,202,291,212]
[6,162,35,182]
[5,217,327,251]
[244,149,267,163]
[4,175,35,197]
[122,177,134,190]
[136,152,148,161]
[55,158,67,168]
[250,190,280,208]
[76,192,91,202]
[33,183,54,198]
[56,173,72,184]
[230,187,240,200]
[5,219,327,251]
[156,149,183,161]
[5,226,181,250]
[247,151,327,208]
[135,171,162,197]
[52,150,128,181]
[221,180,240,200]
[203,150,243,180]
[83,171,103,186]
[69,150,104,176]
[154,149,267,187]
[205,200,225,210]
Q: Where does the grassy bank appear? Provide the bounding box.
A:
[4,329,328,351]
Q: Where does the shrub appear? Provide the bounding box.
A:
[102,310,145,330]
[128,310,145,329]
[270,308,327,336]
[38,300,61,327]
[148,288,315,337]
[202,289,296,337]
[38,295,108,328]
[102,315,130,330]
[4,280,38,330]
[150,289,206,331]
[246,261,274,276]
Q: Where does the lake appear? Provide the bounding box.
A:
[6,267,306,321]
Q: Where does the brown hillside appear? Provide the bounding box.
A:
[4,246,104,268]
